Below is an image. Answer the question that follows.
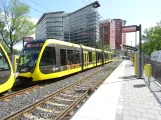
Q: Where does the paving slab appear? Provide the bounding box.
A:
[71,60,161,120]
[116,61,161,120]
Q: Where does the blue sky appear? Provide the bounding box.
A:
[21,0,161,46]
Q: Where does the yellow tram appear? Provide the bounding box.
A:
[17,39,113,83]
[0,44,15,93]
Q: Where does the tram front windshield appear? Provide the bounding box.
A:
[18,44,42,67]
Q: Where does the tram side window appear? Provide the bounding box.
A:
[75,50,80,64]
[105,53,108,60]
[40,47,56,66]
[88,52,92,62]
[0,49,9,70]
[67,50,74,64]
[98,53,102,62]
[60,49,67,65]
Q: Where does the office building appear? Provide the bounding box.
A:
[64,1,100,47]
[36,1,100,47]
[36,11,65,40]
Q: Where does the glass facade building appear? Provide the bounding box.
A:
[64,1,100,47]
[36,11,64,40]
[36,1,100,47]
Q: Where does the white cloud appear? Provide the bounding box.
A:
[28,17,38,24]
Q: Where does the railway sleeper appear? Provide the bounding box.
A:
[46,101,67,107]
[60,93,79,98]
[56,97,75,102]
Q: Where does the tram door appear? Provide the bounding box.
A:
[92,52,96,64]
[84,52,89,66]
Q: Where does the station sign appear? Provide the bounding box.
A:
[122,25,137,33]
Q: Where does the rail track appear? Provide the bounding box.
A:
[0,85,40,101]
[2,60,121,120]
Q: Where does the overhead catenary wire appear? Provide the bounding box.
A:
[81,0,87,5]
[20,1,43,14]
[29,6,43,14]
[28,0,52,12]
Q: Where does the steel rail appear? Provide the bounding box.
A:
[3,61,120,120]
[0,85,40,101]
[55,62,119,120]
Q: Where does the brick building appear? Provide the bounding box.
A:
[99,19,126,50]
[99,20,110,45]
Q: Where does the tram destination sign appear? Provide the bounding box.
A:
[122,25,137,33]
[24,37,34,42]
[27,43,44,48]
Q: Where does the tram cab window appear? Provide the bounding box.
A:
[88,52,92,62]
[0,49,9,71]
[40,46,56,66]
[60,49,67,65]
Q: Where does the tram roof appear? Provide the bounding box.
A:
[81,45,96,51]
[27,39,112,53]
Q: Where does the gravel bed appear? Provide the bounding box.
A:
[41,103,66,111]
[58,94,78,100]
[18,117,31,120]
[0,60,121,119]
[53,98,73,105]
[30,108,56,119]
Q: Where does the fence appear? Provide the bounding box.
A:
[143,55,161,84]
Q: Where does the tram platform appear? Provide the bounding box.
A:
[71,60,161,120]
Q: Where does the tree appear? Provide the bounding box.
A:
[124,50,128,56]
[142,25,161,56]
[0,0,35,57]
[96,39,111,51]
[96,39,102,49]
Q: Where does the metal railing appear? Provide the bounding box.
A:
[149,61,161,84]
[143,56,161,84]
